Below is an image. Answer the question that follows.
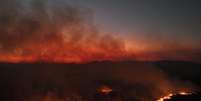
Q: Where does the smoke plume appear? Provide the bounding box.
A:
[0,0,128,63]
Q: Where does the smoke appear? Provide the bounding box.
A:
[0,0,128,63]
[0,0,200,62]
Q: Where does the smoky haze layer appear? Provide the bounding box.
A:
[0,0,200,63]
[0,62,195,101]
[0,0,128,63]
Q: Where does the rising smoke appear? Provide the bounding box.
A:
[0,0,128,63]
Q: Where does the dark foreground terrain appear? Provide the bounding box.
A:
[0,61,200,101]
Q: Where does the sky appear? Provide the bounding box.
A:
[68,0,201,50]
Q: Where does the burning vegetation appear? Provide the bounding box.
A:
[97,85,113,94]
[157,92,192,101]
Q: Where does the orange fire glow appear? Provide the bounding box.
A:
[157,91,192,101]
[0,49,132,63]
[0,38,134,63]
[97,85,113,94]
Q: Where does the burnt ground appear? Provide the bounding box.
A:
[0,61,200,101]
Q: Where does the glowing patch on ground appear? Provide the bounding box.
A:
[157,92,192,101]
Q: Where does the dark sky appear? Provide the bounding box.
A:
[68,0,201,51]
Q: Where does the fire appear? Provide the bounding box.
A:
[157,91,192,101]
[157,93,174,101]
[97,85,113,94]
[179,91,192,95]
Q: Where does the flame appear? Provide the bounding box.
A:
[157,93,174,101]
[179,91,192,95]
[157,91,192,101]
[97,85,113,94]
